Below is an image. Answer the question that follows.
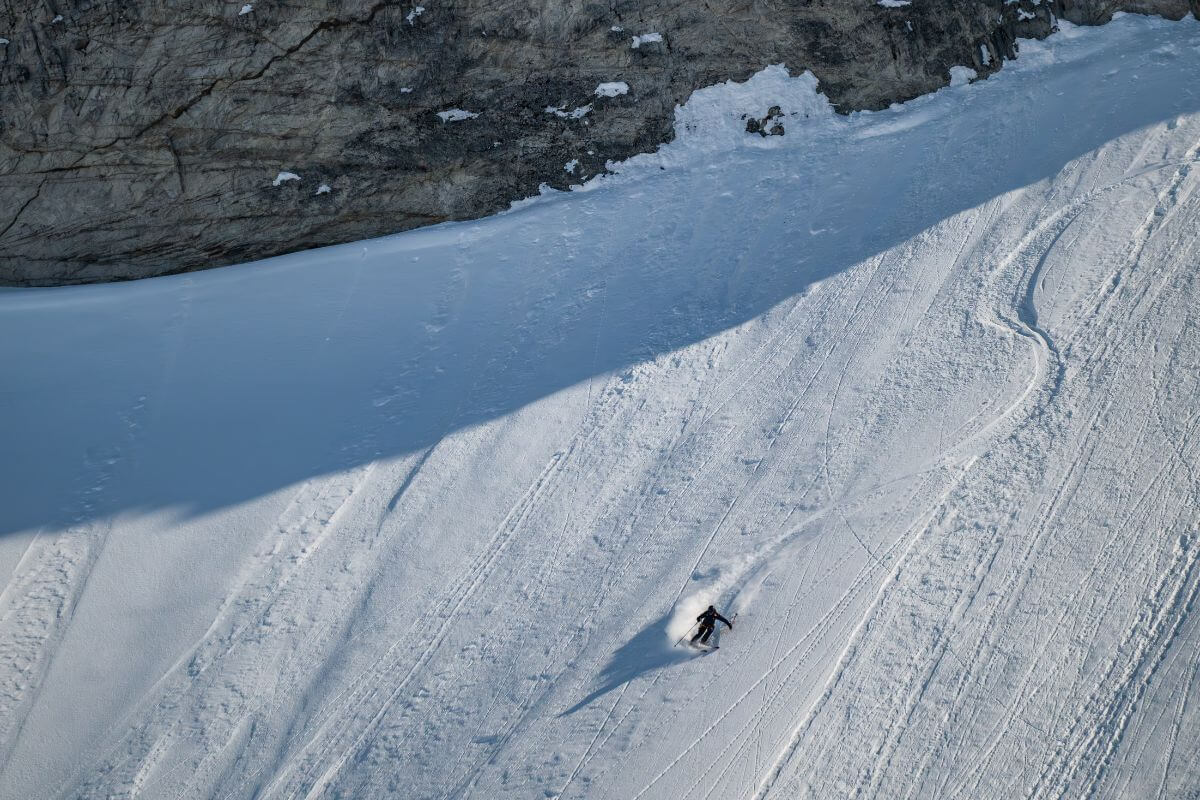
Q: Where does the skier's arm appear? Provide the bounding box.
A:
[717,613,732,628]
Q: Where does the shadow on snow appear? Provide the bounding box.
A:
[1,21,1197,536]
[560,612,701,716]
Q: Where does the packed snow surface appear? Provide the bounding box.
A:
[3,14,1200,800]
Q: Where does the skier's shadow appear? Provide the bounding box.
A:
[560,612,697,716]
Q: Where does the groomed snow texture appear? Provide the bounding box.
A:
[2,14,1200,800]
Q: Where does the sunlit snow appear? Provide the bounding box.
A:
[2,14,1199,800]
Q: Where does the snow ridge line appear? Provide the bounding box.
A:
[1043,154,1200,800]
[1030,182,1200,793]
[448,196,737,795]
[589,253,853,625]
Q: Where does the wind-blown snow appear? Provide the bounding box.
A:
[2,13,1200,800]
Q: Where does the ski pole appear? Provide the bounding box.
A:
[673,620,700,648]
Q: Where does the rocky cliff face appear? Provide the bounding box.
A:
[1,0,1195,286]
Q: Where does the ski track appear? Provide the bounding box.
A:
[759,114,1200,798]
[2,15,1200,800]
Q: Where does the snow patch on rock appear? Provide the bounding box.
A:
[949,65,978,86]
[631,33,663,48]
[546,103,592,119]
[604,65,834,175]
[437,109,478,122]
[595,82,630,98]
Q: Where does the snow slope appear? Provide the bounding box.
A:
[2,13,1200,800]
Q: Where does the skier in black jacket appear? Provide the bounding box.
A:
[691,605,733,646]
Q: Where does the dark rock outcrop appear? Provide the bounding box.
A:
[0,0,1195,285]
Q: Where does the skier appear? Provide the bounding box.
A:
[691,605,733,646]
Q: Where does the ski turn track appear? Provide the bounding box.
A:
[1,14,1199,800]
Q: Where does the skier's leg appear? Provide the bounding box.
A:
[691,628,704,643]
[699,626,713,645]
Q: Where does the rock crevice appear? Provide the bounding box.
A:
[0,0,1194,285]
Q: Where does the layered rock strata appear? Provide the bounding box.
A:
[0,0,1195,285]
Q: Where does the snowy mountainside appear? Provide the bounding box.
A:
[2,14,1200,800]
